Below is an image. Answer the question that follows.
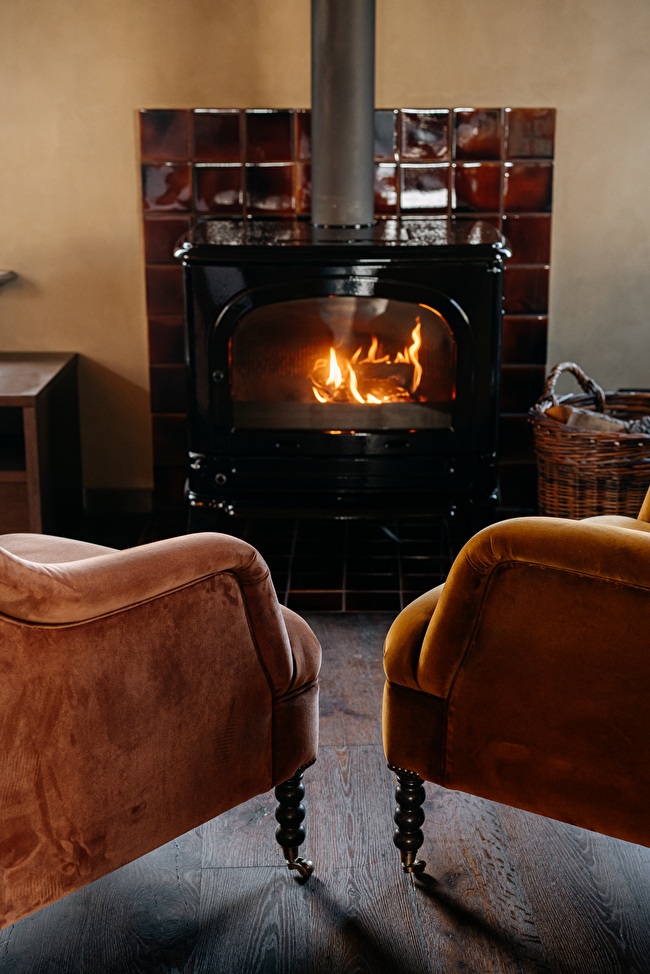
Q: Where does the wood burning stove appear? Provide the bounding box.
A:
[175,0,509,534]
[177,216,508,531]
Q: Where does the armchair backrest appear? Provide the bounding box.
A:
[0,530,321,929]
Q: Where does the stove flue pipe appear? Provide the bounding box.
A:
[311,0,376,228]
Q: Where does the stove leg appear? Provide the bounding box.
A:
[274,766,314,879]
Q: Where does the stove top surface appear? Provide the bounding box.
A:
[176,217,509,260]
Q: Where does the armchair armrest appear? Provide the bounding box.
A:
[385,515,650,699]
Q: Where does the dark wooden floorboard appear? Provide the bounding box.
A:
[2,612,650,972]
[309,613,388,748]
[413,788,551,974]
[499,804,650,974]
[0,829,204,973]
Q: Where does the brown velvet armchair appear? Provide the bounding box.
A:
[383,497,650,873]
[0,530,321,929]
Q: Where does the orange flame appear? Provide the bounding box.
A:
[311,320,424,405]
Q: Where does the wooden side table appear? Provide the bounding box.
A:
[0,352,82,535]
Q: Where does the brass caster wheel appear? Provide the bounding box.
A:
[286,855,314,879]
[402,857,426,875]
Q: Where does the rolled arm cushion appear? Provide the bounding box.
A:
[383,515,650,845]
[0,532,320,927]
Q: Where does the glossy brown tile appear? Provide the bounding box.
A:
[503,214,552,263]
[401,572,445,591]
[271,578,289,600]
[261,558,294,581]
[400,539,440,557]
[453,162,502,213]
[346,591,401,611]
[143,216,191,264]
[295,163,312,216]
[375,109,398,160]
[502,316,548,365]
[148,316,186,365]
[244,518,295,548]
[346,559,396,580]
[139,109,190,162]
[504,162,553,212]
[296,110,311,160]
[453,109,503,160]
[400,164,449,213]
[290,570,344,589]
[396,519,448,543]
[499,364,546,412]
[400,559,442,583]
[503,265,550,314]
[194,164,243,215]
[245,110,293,163]
[287,591,344,611]
[297,518,346,541]
[401,110,450,161]
[506,108,556,159]
[145,266,185,315]
[374,163,398,214]
[151,414,189,464]
[497,461,538,512]
[291,553,339,573]
[152,464,187,507]
[149,365,189,414]
[193,110,242,162]
[452,214,502,235]
[347,572,400,591]
[142,163,192,212]
[245,164,295,215]
[498,414,536,462]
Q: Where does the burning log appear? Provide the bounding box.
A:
[311,321,423,405]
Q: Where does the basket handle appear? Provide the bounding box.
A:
[540,361,606,412]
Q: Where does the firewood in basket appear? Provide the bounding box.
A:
[627,416,650,434]
[545,403,650,434]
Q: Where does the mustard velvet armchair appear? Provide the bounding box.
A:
[0,531,321,929]
[383,495,650,874]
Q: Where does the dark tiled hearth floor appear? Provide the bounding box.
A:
[231,516,454,612]
[78,512,455,612]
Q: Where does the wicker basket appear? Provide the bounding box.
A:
[530,362,650,519]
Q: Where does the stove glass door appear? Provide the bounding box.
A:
[230,295,456,431]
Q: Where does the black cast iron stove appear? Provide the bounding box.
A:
[177,215,508,531]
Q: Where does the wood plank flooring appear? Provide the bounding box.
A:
[2,613,650,973]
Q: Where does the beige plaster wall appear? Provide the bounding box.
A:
[1,0,649,494]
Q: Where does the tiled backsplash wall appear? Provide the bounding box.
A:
[140,107,554,512]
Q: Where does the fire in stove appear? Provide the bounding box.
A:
[310,321,423,405]
[227,294,458,432]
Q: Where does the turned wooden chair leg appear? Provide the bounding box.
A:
[274,765,314,879]
[390,765,427,874]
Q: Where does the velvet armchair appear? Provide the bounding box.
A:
[0,530,320,929]
[383,498,650,873]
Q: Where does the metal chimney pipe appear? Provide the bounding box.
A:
[311,0,376,228]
